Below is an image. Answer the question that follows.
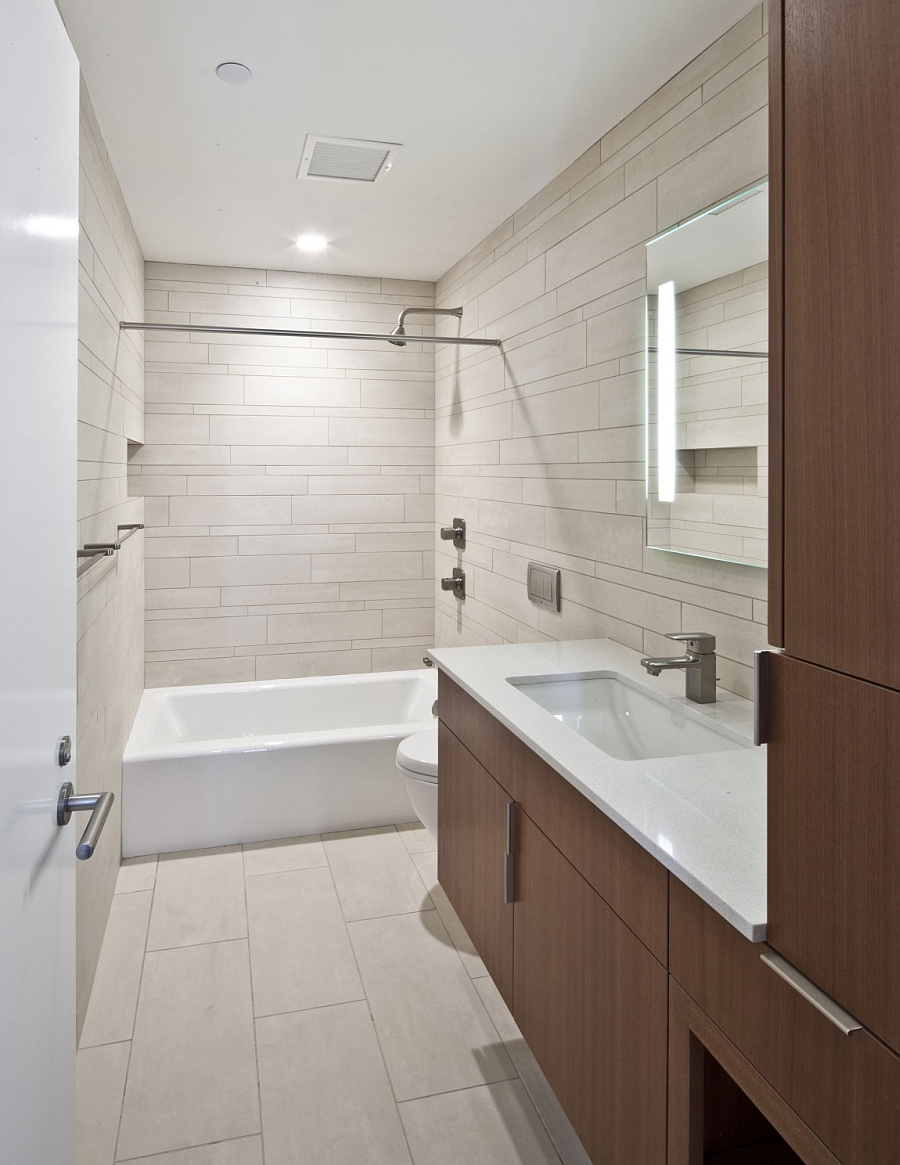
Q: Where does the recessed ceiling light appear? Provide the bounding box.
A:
[295,233,328,253]
[216,62,252,85]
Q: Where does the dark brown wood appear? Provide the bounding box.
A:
[768,652,900,1053]
[669,981,841,1165]
[513,811,667,1165]
[767,0,784,647]
[670,877,900,1165]
[439,673,669,963]
[781,0,900,686]
[703,1050,782,1159]
[436,724,513,1006]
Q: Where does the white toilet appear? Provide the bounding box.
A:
[396,725,438,840]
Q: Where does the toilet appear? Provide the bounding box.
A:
[396,725,438,840]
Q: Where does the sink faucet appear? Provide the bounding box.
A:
[640,633,717,704]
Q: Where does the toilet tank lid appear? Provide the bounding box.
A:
[397,726,438,778]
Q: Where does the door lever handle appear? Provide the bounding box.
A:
[57,783,114,860]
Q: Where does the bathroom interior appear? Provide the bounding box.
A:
[3,0,897,1162]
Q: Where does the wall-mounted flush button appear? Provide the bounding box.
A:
[527,562,561,612]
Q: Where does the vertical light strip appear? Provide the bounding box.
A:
[657,280,677,503]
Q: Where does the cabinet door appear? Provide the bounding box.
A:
[774,0,900,685]
[513,811,667,1165]
[437,724,513,1005]
[768,652,900,1054]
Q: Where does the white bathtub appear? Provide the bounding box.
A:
[123,669,437,857]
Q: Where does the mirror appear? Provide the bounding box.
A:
[645,182,768,568]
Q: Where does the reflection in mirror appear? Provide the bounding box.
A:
[645,182,768,568]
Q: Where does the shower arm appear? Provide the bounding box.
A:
[396,306,463,329]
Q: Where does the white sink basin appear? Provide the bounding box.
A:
[508,672,747,762]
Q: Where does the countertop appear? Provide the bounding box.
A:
[428,638,766,942]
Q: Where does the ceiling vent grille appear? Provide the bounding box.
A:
[298,135,402,184]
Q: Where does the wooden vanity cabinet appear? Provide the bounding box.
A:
[514,811,668,1165]
[436,723,513,1005]
[437,675,669,1165]
[670,878,900,1165]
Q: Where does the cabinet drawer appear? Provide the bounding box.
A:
[439,673,668,963]
[670,877,900,1165]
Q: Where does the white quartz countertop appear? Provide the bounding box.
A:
[428,638,766,942]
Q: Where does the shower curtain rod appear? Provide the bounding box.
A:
[119,321,502,347]
[647,346,769,359]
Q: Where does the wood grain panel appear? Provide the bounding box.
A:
[768,652,900,1053]
[439,673,669,962]
[436,723,513,1005]
[514,811,667,1165]
[767,0,784,647]
[781,0,900,685]
[670,877,900,1165]
[668,979,839,1165]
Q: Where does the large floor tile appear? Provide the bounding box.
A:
[257,1001,412,1165]
[80,890,152,1048]
[242,833,326,876]
[76,1041,130,1165]
[116,855,158,894]
[399,1080,561,1165]
[118,1137,263,1164]
[410,850,488,978]
[246,866,364,1016]
[323,826,433,922]
[116,940,259,1160]
[475,977,592,1165]
[348,910,515,1101]
[146,846,246,951]
[396,822,436,855]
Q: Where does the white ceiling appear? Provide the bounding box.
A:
[60,0,758,281]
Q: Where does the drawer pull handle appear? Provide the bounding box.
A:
[760,952,862,1035]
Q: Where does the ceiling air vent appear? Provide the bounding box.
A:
[298,135,402,184]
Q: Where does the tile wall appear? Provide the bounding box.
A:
[131,267,436,686]
[433,5,769,697]
[76,83,145,1035]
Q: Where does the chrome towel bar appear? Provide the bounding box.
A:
[77,524,143,577]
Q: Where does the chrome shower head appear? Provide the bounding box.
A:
[388,324,407,347]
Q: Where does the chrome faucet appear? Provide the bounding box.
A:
[640,633,717,704]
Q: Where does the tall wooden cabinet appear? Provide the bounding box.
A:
[768,0,900,1057]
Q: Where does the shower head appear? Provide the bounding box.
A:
[388,305,463,347]
[388,323,407,347]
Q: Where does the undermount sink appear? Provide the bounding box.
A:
[507,672,747,762]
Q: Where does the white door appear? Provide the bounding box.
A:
[0,0,80,1161]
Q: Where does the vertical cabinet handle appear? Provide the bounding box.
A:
[753,648,783,745]
[504,802,516,904]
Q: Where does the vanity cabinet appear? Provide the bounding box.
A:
[669,878,900,1165]
[438,674,669,1165]
[436,723,513,1005]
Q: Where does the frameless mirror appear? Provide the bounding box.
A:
[645,182,768,567]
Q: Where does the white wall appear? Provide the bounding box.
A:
[131,267,435,685]
[76,83,145,1035]
[433,6,769,697]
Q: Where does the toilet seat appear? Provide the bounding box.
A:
[396,726,438,782]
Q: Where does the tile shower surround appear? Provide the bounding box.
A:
[76,82,145,1035]
[433,4,770,698]
[132,267,436,687]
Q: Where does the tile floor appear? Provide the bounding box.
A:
[77,823,592,1165]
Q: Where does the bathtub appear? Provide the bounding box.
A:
[122,669,437,857]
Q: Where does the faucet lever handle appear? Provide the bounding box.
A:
[665,631,716,654]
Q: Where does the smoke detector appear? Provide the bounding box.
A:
[298,135,402,184]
